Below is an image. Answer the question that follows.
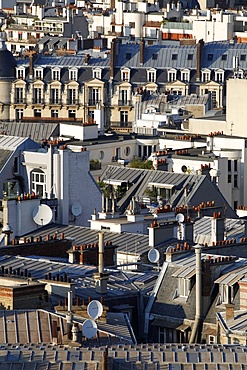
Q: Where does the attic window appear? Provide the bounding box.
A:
[126,53,131,60]
[221,54,227,61]
[152,53,158,60]
[188,54,193,60]
[240,54,246,61]
[172,54,178,60]
[207,54,213,61]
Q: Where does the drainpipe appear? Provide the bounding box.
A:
[189,244,203,343]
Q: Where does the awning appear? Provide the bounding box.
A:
[176,324,191,332]
[203,328,216,336]
[148,182,175,189]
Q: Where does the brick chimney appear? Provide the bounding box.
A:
[211,212,224,244]
[110,39,116,79]
[196,39,204,82]
[140,38,145,65]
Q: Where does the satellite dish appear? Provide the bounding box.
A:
[181,165,187,173]
[87,300,103,320]
[176,213,184,223]
[71,202,82,217]
[148,248,160,263]
[82,319,97,339]
[32,204,53,226]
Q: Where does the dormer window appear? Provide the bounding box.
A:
[147,68,156,83]
[51,68,61,81]
[34,67,43,80]
[201,69,211,83]
[121,68,130,82]
[178,278,191,298]
[215,69,224,83]
[167,68,177,82]
[69,68,78,81]
[16,67,25,79]
[181,68,190,82]
[93,68,102,80]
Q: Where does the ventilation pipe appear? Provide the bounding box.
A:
[189,245,203,343]
[98,231,104,275]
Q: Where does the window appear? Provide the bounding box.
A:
[13,157,19,174]
[92,68,102,79]
[33,87,42,104]
[152,53,158,60]
[88,110,94,121]
[16,109,23,121]
[207,54,213,61]
[34,68,43,79]
[68,88,76,104]
[228,174,231,183]
[234,159,238,172]
[124,146,130,156]
[89,88,100,105]
[147,69,156,83]
[120,111,128,126]
[172,54,178,60]
[221,54,227,61]
[52,69,60,81]
[167,69,177,82]
[16,68,24,79]
[68,110,76,119]
[181,69,190,82]
[50,88,59,104]
[220,284,233,304]
[121,69,130,82]
[15,87,24,103]
[234,201,238,210]
[240,54,246,61]
[31,169,46,198]
[201,70,210,83]
[228,160,231,172]
[178,278,191,298]
[215,70,224,83]
[188,54,193,60]
[34,109,41,117]
[51,110,58,118]
[129,22,135,28]
[234,174,238,188]
[211,91,217,108]
[69,69,78,81]
[209,336,216,344]
[126,53,131,60]
[119,89,128,104]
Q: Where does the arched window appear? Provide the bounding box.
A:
[31,169,46,198]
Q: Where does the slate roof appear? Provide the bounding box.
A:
[0,149,13,173]
[0,122,58,142]
[0,255,157,300]
[1,343,247,369]
[21,224,149,256]
[101,166,236,218]
[0,309,135,346]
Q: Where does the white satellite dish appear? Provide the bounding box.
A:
[32,204,53,226]
[71,202,82,217]
[87,300,103,320]
[82,319,97,339]
[176,213,185,223]
[148,248,160,263]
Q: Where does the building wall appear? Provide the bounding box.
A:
[226,79,247,138]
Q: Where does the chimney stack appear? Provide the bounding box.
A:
[196,39,204,82]
[110,39,116,79]
[94,232,109,294]
[211,213,224,244]
[140,38,144,65]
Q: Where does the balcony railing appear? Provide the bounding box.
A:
[118,100,132,106]
[88,99,101,106]
[111,121,132,128]
[14,98,26,104]
[32,98,45,104]
[66,99,79,105]
[49,99,62,105]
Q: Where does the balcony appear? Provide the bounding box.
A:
[31,98,45,105]
[111,121,132,129]
[118,100,132,107]
[66,99,79,105]
[88,99,101,106]
[14,98,26,104]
